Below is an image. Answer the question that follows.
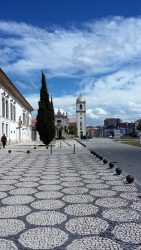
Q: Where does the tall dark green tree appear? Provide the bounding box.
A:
[50,96,56,138]
[36,72,55,145]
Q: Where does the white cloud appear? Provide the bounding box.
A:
[1,17,141,123]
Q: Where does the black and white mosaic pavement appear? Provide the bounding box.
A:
[0,139,140,249]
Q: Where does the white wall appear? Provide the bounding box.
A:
[0,86,32,144]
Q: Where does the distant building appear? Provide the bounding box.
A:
[86,126,101,138]
[54,109,69,138]
[76,95,86,138]
[104,118,121,129]
[0,68,33,144]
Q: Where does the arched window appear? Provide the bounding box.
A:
[26,114,29,126]
[6,100,9,119]
[80,104,82,110]
[13,105,16,121]
[2,97,5,117]
[10,103,13,120]
[23,112,26,125]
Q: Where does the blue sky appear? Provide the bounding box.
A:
[1,0,141,125]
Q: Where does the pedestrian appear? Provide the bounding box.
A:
[1,134,7,148]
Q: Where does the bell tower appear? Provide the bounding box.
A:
[76,95,86,138]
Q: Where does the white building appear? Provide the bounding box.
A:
[76,95,86,138]
[0,68,33,144]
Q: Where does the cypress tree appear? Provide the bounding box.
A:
[50,96,56,138]
[36,72,55,145]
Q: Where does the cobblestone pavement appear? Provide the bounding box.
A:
[0,139,140,250]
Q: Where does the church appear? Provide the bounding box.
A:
[0,68,33,144]
[54,95,86,139]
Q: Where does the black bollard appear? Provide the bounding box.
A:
[126,175,134,184]
[74,144,75,154]
[8,150,11,153]
[103,159,108,164]
[50,145,53,155]
[34,146,36,149]
[109,162,114,168]
[27,150,30,154]
[99,156,103,161]
[116,168,122,175]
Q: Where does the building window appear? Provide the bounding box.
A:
[6,124,8,136]
[2,123,4,134]
[6,100,9,119]
[26,114,29,126]
[23,112,26,125]
[10,103,13,120]
[2,97,5,117]
[80,104,82,110]
[13,105,16,121]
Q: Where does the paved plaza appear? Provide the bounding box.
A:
[0,139,140,250]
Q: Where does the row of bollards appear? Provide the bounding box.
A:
[7,143,76,155]
[90,150,134,184]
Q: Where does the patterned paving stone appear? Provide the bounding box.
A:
[0,185,15,191]
[66,236,123,250]
[15,182,39,187]
[131,201,141,212]
[81,174,100,179]
[62,194,94,203]
[31,199,65,210]
[60,173,79,177]
[86,183,110,189]
[41,175,59,180]
[120,192,141,201]
[0,219,25,236]
[0,192,7,198]
[112,223,141,244]
[0,141,140,250]
[105,180,124,185]
[66,217,108,235]
[102,208,139,222]
[61,181,84,187]
[0,180,18,185]
[37,184,62,191]
[90,189,117,197]
[96,197,128,208]
[19,227,68,249]
[61,177,82,182]
[62,187,89,194]
[19,177,40,182]
[26,211,67,226]
[9,187,37,195]
[34,191,63,199]
[0,205,31,218]
[64,204,98,216]
[39,179,60,185]
[83,179,104,184]
[101,176,122,181]
[2,195,34,205]
[112,185,137,192]
[0,239,18,250]
[1,176,20,180]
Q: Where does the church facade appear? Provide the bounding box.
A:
[0,68,33,144]
[54,109,69,138]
